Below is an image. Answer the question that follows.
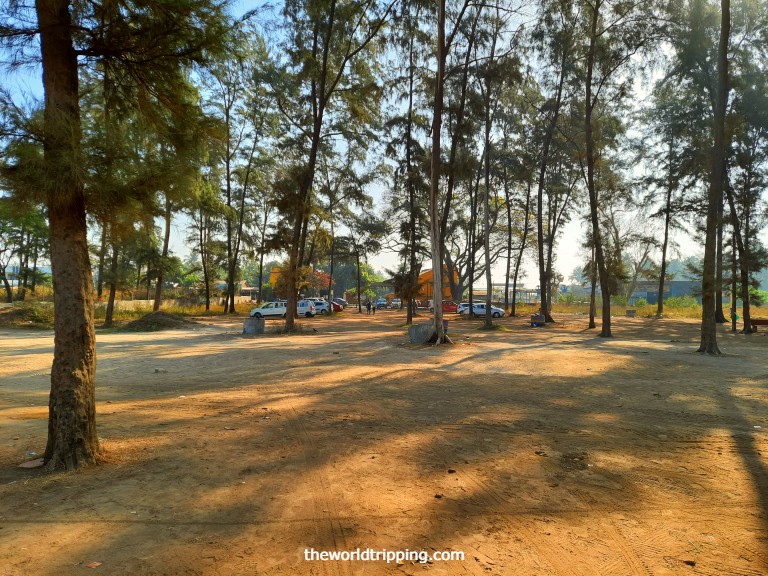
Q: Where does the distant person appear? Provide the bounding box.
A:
[371,302,376,315]
[366,300,372,315]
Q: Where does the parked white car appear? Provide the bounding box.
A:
[249,300,316,318]
[460,302,505,318]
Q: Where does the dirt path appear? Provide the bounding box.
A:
[1,312,767,575]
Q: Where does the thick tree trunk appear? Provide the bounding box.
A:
[38,0,99,470]
[1,271,12,303]
[698,0,729,355]
[46,203,99,470]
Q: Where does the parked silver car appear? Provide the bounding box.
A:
[307,298,330,315]
[460,303,504,318]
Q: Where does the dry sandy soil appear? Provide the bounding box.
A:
[1,311,767,576]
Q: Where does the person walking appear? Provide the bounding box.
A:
[366,300,372,315]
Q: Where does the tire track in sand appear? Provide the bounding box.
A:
[287,405,352,576]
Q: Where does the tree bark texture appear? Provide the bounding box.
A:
[38,0,99,470]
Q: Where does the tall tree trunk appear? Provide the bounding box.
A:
[741,201,752,333]
[698,0,729,354]
[153,196,172,312]
[406,24,417,327]
[724,183,752,333]
[428,0,447,342]
[536,43,568,325]
[355,250,362,313]
[96,221,107,299]
[327,222,335,315]
[657,147,673,318]
[511,183,531,317]
[19,231,29,301]
[30,249,39,293]
[467,176,480,318]
[482,23,498,329]
[38,0,99,470]
[715,198,726,322]
[730,226,737,332]
[585,0,612,338]
[199,209,211,311]
[257,251,265,305]
[588,243,597,329]
[438,9,480,262]
[504,164,512,313]
[104,244,119,328]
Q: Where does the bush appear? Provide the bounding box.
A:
[750,288,768,307]
[633,297,648,307]
[664,294,699,308]
[612,295,629,307]
[0,302,55,328]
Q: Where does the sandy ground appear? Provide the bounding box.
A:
[0,311,767,576]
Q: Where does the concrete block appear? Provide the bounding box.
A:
[409,322,436,344]
[243,317,265,335]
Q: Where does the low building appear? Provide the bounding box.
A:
[630,280,701,305]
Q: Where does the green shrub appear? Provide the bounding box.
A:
[664,294,699,308]
[633,297,648,307]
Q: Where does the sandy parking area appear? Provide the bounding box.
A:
[1,311,767,575]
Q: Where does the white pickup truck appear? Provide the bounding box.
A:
[249,300,316,318]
